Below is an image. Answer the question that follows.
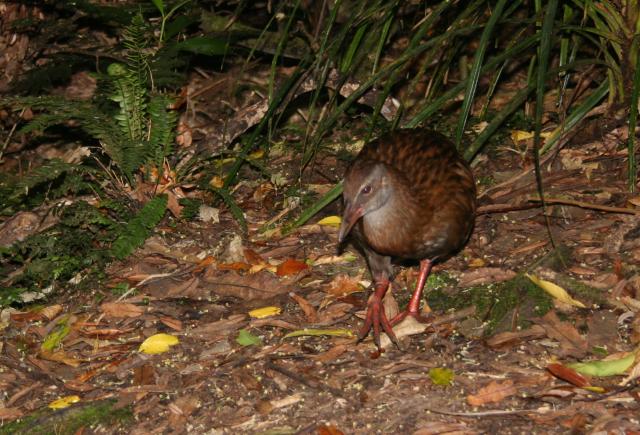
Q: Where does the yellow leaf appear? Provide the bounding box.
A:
[210,175,224,189]
[511,130,552,143]
[249,306,281,318]
[526,273,587,308]
[468,258,485,267]
[49,395,81,409]
[583,386,606,393]
[139,333,180,354]
[317,215,342,227]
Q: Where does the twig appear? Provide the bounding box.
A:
[0,108,25,161]
[424,406,543,417]
[528,197,640,215]
[477,203,540,215]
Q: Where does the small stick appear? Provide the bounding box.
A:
[528,197,640,215]
[424,407,542,417]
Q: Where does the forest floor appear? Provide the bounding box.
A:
[2,4,640,433]
[2,98,640,433]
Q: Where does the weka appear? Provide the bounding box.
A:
[338,129,477,349]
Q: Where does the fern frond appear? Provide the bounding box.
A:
[122,12,151,88]
[111,194,167,259]
[107,63,147,143]
[148,94,177,169]
[12,159,77,198]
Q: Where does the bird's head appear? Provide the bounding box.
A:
[338,160,393,243]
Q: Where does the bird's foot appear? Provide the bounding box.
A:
[389,309,432,326]
[357,295,400,350]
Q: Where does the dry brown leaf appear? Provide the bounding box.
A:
[0,407,23,420]
[41,304,63,320]
[202,269,291,300]
[535,311,588,358]
[39,350,82,367]
[311,344,349,363]
[243,248,265,265]
[165,190,183,217]
[100,302,144,318]
[324,274,363,297]
[188,314,248,340]
[160,316,183,331]
[145,276,200,299]
[467,379,517,406]
[485,325,546,349]
[289,292,318,322]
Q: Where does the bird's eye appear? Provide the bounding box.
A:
[361,184,372,194]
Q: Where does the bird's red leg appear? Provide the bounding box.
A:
[390,259,433,325]
[357,277,400,349]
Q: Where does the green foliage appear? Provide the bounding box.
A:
[0,159,95,215]
[0,201,117,305]
[111,195,168,260]
[0,399,132,435]
[7,11,178,186]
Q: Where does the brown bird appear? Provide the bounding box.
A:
[338,129,476,349]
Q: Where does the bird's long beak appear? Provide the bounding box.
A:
[338,204,364,243]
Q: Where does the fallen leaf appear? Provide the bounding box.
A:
[249,306,282,319]
[569,353,636,377]
[289,292,318,322]
[202,269,291,300]
[324,274,363,297]
[276,258,309,276]
[139,334,180,354]
[39,350,82,367]
[486,325,546,349]
[535,311,588,358]
[41,314,73,352]
[236,329,262,346]
[0,407,23,420]
[547,363,590,387]
[317,215,342,227]
[311,344,348,363]
[41,304,63,320]
[429,367,455,386]
[467,379,517,406]
[49,395,81,409]
[526,273,587,308]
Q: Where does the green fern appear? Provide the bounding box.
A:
[11,159,78,198]
[121,12,151,89]
[148,94,177,169]
[111,194,168,259]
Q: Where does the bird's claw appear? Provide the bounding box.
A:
[357,296,401,350]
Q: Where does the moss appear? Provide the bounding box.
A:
[429,274,554,335]
[0,399,132,435]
